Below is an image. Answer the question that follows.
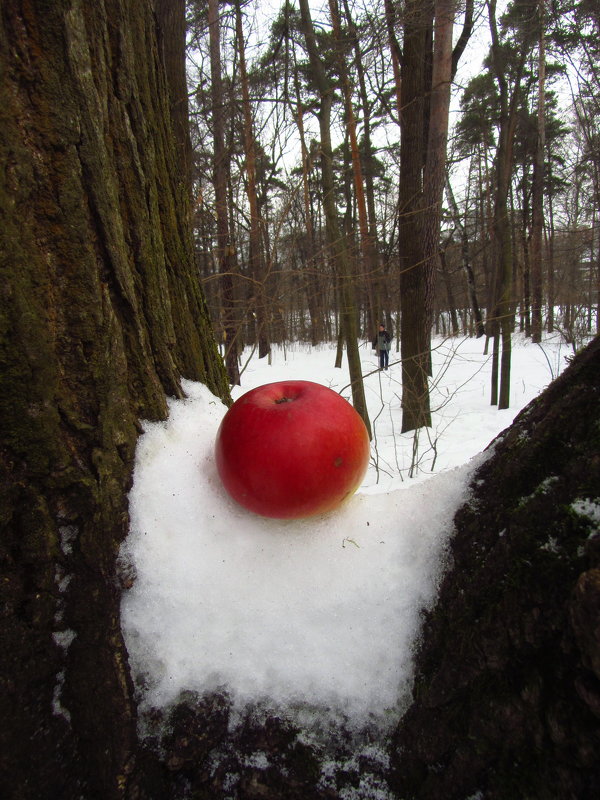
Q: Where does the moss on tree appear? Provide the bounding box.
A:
[391,336,600,800]
[0,2,229,797]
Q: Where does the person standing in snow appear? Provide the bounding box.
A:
[372,323,391,370]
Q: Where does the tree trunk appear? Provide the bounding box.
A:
[391,334,600,799]
[596,212,600,336]
[520,175,532,337]
[234,0,270,359]
[398,0,433,432]
[530,0,546,343]
[440,244,460,336]
[0,2,229,797]
[422,0,457,329]
[395,0,470,431]
[153,0,192,193]
[329,0,376,338]
[384,0,404,115]
[546,158,556,333]
[208,0,240,385]
[290,48,322,346]
[341,0,382,335]
[487,0,525,409]
[298,0,371,438]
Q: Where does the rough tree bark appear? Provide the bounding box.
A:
[0,1,229,797]
[397,0,434,432]
[153,0,192,192]
[391,335,600,799]
[395,0,473,432]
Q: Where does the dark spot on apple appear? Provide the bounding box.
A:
[334,457,344,468]
[275,396,294,404]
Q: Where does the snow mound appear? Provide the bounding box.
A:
[121,379,476,729]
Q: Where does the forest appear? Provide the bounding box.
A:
[187,0,599,430]
[1,1,599,798]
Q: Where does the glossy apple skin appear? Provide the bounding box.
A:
[215,380,370,519]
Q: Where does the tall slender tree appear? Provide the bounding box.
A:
[530,0,547,342]
[154,0,193,191]
[397,0,433,432]
[340,0,383,333]
[234,0,271,358]
[487,0,529,407]
[395,0,472,431]
[446,176,486,336]
[329,0,378,335]
[298,0,371,437]
[208,0,240,384]
[421,0,460,325]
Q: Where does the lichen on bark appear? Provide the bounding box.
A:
[1,1,229,797]
[390,336,600,800]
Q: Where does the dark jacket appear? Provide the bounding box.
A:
[373,330,391,351]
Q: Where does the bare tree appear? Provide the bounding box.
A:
[397,0,434,432]
[298,0,372,437]
[154,0,193,190]
[445,176,486,337]
[487,0,528,408]
[530,0,547,343]
[234,0,271,358]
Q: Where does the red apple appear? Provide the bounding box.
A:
[214,380,370,519]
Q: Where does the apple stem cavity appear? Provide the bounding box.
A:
[215,379,370,519]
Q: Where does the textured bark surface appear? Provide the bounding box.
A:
[391,335,600,799]
[0,2,229,798]
[127,691,396,799]
[398,0,433,432]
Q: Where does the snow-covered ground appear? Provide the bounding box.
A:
[120,333,571,738]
